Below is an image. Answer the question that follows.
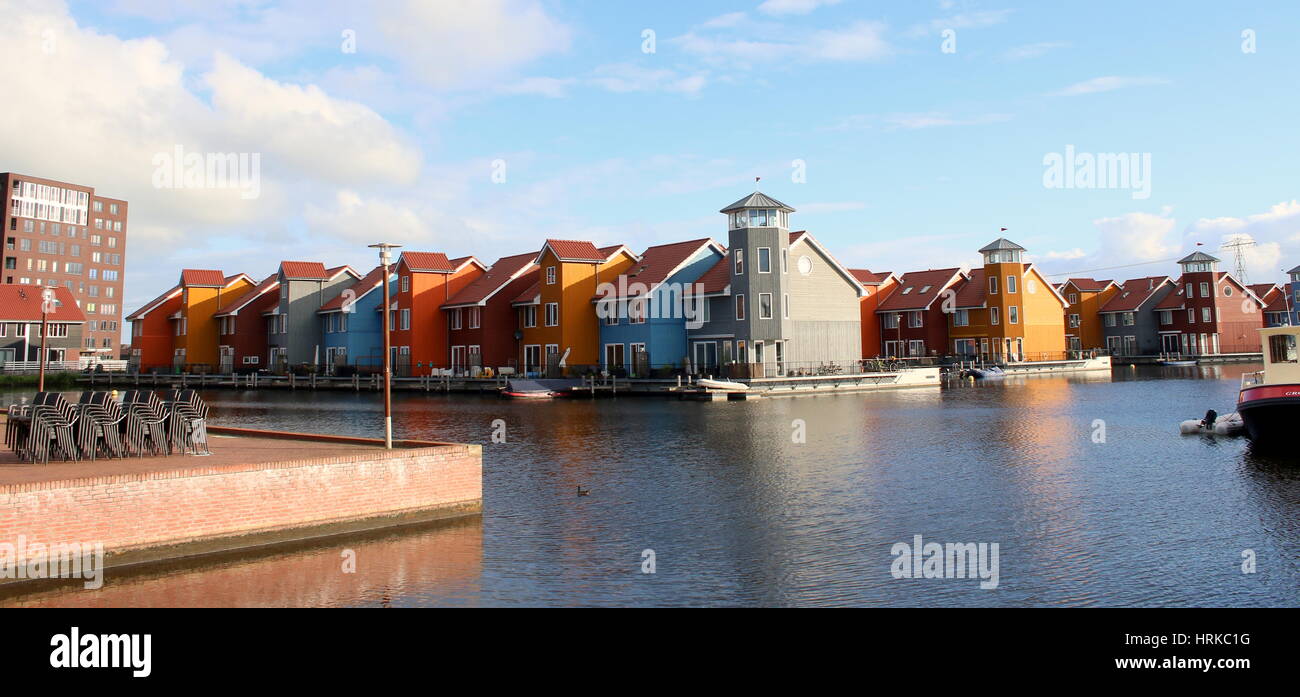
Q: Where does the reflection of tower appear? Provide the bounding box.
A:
[1222,237,1256,284]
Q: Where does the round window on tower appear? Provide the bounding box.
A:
[797,255,813,275]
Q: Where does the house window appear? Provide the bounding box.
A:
[1068,313,1080,328]
[450,309,461,330]
[783,293,789,319]
[1185,283,1193,297]
[735,294,746,321]
[882,313,899,329]
[400,276,409,293]
[1008,306,1019,324]
[1123,312,1135,326]
[1006,275,1017,293]
[1199,282,1210,298]
[908,311,923,328]
[1223,285,1233,297]
[544,302,559,326]
[757,248,771,273]
[468,307,481,329]
[605,313,618,326]
[759,293,773,319]
[400,309,410,330]
[629,300,646,324]
[781,249,788,273]
[546,266,557,285]
[954,309,969,326]
[734,250,744,275]
[990,307,1000,325]
[989,276,998,294]
[522,305,537,328]
[1068,292,1078,304]
[1159,310,1172,325]
[1188,308,1196,323]
[1202,307,1212,323]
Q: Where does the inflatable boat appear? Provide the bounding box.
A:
[1179,411,1244,436]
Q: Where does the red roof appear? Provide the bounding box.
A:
[399,252,455,273]
[876,268,964,312]
[216,274,280,315]
[1098,276,1171,313]
[180,269,227,287]
[319,266,386,312]
[951,268,987,308]
[324,265,358,280]
[280,261,329,280]
[543,239,607,263]
[512,280,541,305]
[599,239,719,299]
[1063,277,1114,293]
[0,285,86,322]
[687,255,732,295]
[443,252,537,308]
[126,284,182,321]
[849,269,893,285]
[789,231,807,245]
[1264,290,1289,313]
[1249,283,1278,300]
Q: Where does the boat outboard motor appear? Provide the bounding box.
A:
[1202,409,1218,428]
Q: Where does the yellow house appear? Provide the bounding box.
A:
[171,269,253,370]
[512,239,637,375]
[947,238,1069,361]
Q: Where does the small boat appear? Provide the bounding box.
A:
[501,378,563,399]
[501,389,558,400]
[1161,359,1197,366]
[1179,411,1244,436]
[966,366,1005,379]
[697,378,749,392]
[1237,325,1300,444]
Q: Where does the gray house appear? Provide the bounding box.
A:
[264,261,359,368]
[1097,275,1176,355]
[0,284,86,365]
[685,192,864,376]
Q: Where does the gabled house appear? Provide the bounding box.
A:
[595,238,725,375]
[1060,278,1119,351]
[389,252,486,375]
[954,238,1069,362]
[0,285,86,365]
[316,265,392,374]
[127,270,253,373]
[874,267,966,358]
[1250,283,1291,327]
[513,240,638,376]
[441,251,538,375]
[1098,275,1176,355]
[263,262,359,370]
[1152,251,1264,355]
[848,269,899,359]
[684,193,865,376]
[214,273,280,373]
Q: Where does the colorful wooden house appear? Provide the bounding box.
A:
[848,269,898,359]
[595,238,725,375]
[127,270,252,373]
[389,253,486,375]
[1152,251,1265,355]
[441,252,539,375]
[0,285,86,364]
[1059,278,1118,351]
[512,240,638,376]
[127,283,184,372]
[874,267,966,358]
[1097,276,1176,355]
[1250,283,1291,327]
[263,262,359,370]
[316,265,392,374]
[945,238,1069,362]
[213,273,280,372]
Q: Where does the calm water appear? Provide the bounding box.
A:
[4,364,1298,607]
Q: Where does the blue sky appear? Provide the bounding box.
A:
[4,0,1300,326]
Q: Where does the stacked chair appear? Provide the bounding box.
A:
[120,390,171,457]
[160,389,211,456]
[5,390,213,463]
[78,392,127,460]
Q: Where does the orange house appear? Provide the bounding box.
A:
[849,269,898,359]
[389,252,486,375]
[1060,278,1118,351]
[127,269,252,372]
[511,239,638,375]
[947,238,1069,361]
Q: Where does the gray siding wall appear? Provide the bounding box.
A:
[272,274,355,364]
[1101,284,1176,355]
[728,225,788,345]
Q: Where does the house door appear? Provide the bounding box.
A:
[604,343,625,371]
[754,341,765,377]
[774,341,784,375]
[219,346,234,374]
[692,341,717,373]
[451,346,466,373]
[1161,334,1180,353]
[629,343,647,376]
[524,345,541,374]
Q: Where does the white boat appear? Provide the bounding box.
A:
[697,378,749,392]
[1179,411,1244,436]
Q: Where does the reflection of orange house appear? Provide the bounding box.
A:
[127,270,252,372]
[1060,278,1118,350]
[849,269,898,359]
[511,239,637,374]
[390,253,486,375]
[946,238,1069,361]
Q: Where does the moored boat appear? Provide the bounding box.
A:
[1236,325,1300,443]
[697,378,749,392]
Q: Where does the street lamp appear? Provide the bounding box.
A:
[38,285,56,392]
[368,243,402,449]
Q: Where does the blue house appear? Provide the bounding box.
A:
[1288,265,1300,325]
[596,238,725,375]
[317,265,392,374]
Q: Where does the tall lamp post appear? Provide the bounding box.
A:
[37,285,56,392]
[369,243,402,449]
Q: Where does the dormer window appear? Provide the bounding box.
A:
[919,285,931,294]
[901,287,913,295]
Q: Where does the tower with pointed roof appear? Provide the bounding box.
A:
[719,192,796,365]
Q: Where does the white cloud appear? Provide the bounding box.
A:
[1002,41,1068,60]
[589,64,708,95]
[906,10,1012,37]
[674,19,891,68]
[1185,201,1300,282]
[1048,76,1169,97]
[758,0,842,17]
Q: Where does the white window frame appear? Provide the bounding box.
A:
[544,302,559,327]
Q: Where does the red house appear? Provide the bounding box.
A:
[389,252,486,375]
[874,267,967,358]
[213,273,280,373]
[1152,251,1265,355]
[440,251,539,374]
[849,269,898,359]
[125,284,183,372]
